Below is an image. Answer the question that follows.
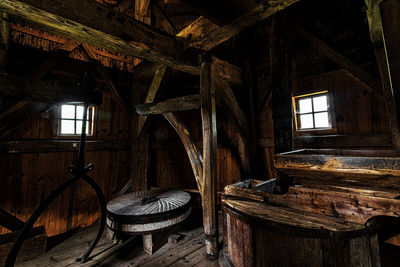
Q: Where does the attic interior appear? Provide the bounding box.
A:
[0,0,400,266]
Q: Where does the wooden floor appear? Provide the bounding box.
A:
[16,219,220,267]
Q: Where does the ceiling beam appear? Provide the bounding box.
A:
[0,0,198,75]
[136,94,201,115]
[177,0,303,51]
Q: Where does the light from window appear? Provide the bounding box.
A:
[293,91,331,130]
[59,104,94,136]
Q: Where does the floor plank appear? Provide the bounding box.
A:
[16,216,221,267]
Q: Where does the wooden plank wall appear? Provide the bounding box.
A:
[292,70,390,148]
[0,92,131,236]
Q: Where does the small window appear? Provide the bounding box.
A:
[293,91,332,131]
[58,104,94,136]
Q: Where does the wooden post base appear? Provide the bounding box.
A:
[143,226,179,254]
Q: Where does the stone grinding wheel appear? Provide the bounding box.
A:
[106,190,191,235]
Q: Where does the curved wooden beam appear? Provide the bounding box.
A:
[163,112,203,194]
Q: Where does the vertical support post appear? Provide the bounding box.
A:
[365,0,400,149]
[0,12,10,70]
[200,54,218,257]
[380,0,400,142]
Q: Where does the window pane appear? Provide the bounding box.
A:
[76,120,89,134]
[60,120,75,134]
[300,114,314,129]
[76,106,84,120]
[313,95,328,112]
[61,105,75,119]
[298,98,312,113]
[314,112,330,128]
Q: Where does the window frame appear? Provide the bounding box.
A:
[292,90,337,135]
[56,104,95,137]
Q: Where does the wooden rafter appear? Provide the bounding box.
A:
[216,79,249,139]
[177,0,303,51]
[137,66,167,136]
[136,94,201,115]
[81,43,130,119]
[292,24,383,98]
[163,112,203,193]
[151,1,177,35]
[0,0,197,74]
[365,0,400,149]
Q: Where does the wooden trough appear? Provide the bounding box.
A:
[220,176,400,267]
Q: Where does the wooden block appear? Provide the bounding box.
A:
[143,225,179,254]
[168,233,183,244]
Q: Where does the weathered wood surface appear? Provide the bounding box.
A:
[0,72,102,105]
[275,149,400,176]
[177,0,303,51]
[136,94,201,115]
[106,190,191,234]
[200,54,218,257]
[223,179,400,225]
[222,207,379,267]
[0,0,198,74]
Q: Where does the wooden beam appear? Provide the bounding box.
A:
[0,12,10,69]
[163,112,203,193]
[152,2,177,35]
[136,94,201,115]
[380,0,400,133]
[0,208,24,231]
[0,12,10,50]
[365,0,400,149]
[215,79,249,139]
[0,72,102,105]
[82,43,130,119]
[0,140,130,153]
[132,61,164,81]
[200,54,218,257]
[138,66,167,136]
[135,0,151,23]
[177,0,302,51]
[292,24,383,98]
[28,40,81,80]
[0,0,198,75]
